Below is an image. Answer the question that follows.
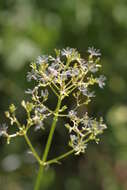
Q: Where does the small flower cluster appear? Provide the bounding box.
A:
[26,47,106,100]
[0,47,106,165]
[65,112,106,155]
[3,88,52,144]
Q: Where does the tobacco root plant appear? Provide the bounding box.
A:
[0,47,107,190]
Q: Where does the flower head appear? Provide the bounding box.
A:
[36,55,48,65]
[0,123,8,137]
[2,47,107,161]
[97,75,106,88]
[88,47,101,57]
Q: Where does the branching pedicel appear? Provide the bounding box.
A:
[0,47,107,190]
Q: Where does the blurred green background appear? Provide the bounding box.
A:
[0,0,127,189]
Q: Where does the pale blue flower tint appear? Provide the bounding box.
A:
[0,123,8,137]
[36,55,48,65]
[88,47,101,57]
[97,75,106,88]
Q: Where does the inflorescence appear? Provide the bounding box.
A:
[0,47,107,164]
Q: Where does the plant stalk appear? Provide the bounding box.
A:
[46,149,74,165]
[24,133,42,165]
[34,96,62,190]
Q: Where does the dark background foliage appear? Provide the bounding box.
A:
[0,0,127,189]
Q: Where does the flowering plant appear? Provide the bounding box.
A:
[0,47,107,190]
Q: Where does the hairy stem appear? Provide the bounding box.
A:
[34,96,62,190]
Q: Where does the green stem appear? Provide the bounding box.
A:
[67,86,77,95]
[49,83,59,97]
[24,133,42,165]
[34,166,44,190]
[34,96,62,190]
[64,57,71,71]
[46,149,74,165]
[65,79,72,88]
[51,81,60,91]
